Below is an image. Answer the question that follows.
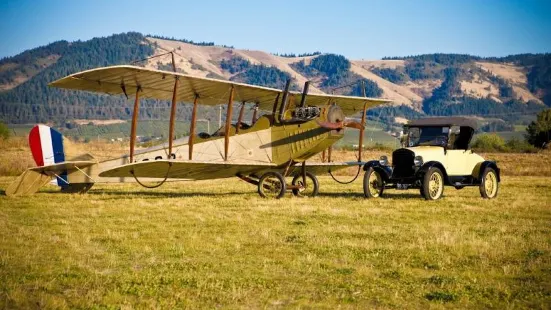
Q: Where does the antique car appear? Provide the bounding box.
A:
[363,117,500,200]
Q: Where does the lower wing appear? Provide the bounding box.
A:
[99,160,278,180]
[99,160,362,180]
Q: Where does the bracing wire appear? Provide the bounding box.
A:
[328,164,362,184]
[130,162,173,189]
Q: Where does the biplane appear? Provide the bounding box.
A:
[6,64,391,198]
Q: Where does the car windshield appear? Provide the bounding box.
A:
[406,126,449,147]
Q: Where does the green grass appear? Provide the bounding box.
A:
[1,176,550,308]
[474,131,525,142]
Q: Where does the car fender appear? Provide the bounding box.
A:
[362,161,392,181]
[475,161,500,182]
[415,161,450,185]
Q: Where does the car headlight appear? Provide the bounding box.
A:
[414,156,423,167]
[379,155,388,166]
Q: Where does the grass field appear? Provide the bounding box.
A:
[1,175,550,308]
[1,136,550,308]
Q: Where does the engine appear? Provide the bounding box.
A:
[293,106,321,119]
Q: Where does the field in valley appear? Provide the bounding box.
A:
[0,138,550,308]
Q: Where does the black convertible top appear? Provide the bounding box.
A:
[407,117,478,129]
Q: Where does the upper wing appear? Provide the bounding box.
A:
[49,65,391,116]
[99,160,277,179]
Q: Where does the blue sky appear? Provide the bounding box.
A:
[0,0,550,59]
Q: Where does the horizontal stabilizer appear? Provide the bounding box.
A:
[29,161,96,174]
[5,169,52,197]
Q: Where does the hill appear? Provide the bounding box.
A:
[0,32,550,130]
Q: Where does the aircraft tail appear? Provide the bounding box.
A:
[5,125,97,197]
[29,124,68,186]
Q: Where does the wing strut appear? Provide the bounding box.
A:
[252,103,259,124]
[168,76,179,156]
[224,86,235,161]
[236,102,246,134]
[188,94,199,160]
[129,86,141,163]
[358,80,368,162]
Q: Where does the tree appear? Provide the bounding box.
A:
[526,108,551,148]
[0,121,10,139]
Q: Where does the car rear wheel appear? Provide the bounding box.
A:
[421,167,444,200]
[479,167,499,199]
[363,168,384,198]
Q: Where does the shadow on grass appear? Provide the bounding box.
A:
[312,191,425,200]
[29,188,426,200]
[86,189,251,198]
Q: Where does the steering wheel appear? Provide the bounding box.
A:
[436,136,448,147]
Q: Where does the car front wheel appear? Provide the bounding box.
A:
[363,168,384,198]
[421,167,444,200]
[479,167,499,199]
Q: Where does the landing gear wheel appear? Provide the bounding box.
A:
[363,168,384,198]
[421,167,444,200]
[291,172,319,197]
[479,168,499,199]
[258,172,286,199]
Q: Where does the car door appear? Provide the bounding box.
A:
[445,149,468,176]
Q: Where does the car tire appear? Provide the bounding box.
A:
[421,167,444,200]
[363,168,384,198]
[479,167,499,199]
[419,187,426,199]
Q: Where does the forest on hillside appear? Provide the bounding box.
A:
[0,33,550,129]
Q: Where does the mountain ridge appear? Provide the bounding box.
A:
[0,32,549,127]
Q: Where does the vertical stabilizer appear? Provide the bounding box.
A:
[28,125,67,186]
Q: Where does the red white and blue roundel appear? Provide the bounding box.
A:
[28,125,67,186]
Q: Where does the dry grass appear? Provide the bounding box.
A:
[0,175,550,308]
[0,137,128,176]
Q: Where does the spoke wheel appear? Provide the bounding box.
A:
[291,172,319,197]
[258,172,286,199]
[479,168,499,199]
[363,168,384,198]
[421,167,444,200]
